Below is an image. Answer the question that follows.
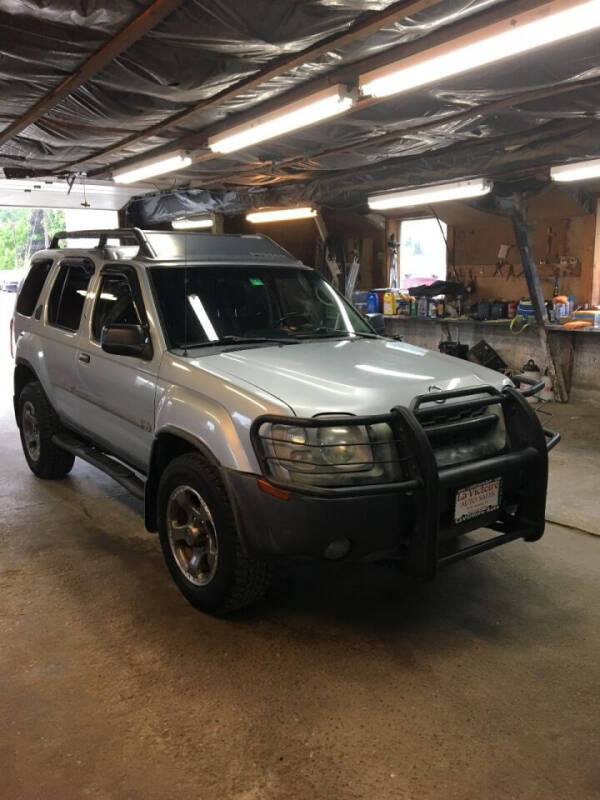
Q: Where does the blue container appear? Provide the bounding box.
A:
[366,291,379,314]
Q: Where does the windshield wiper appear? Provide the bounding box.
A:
[350,332,380,339]
[295,329,379,340]
[182,335,300,349]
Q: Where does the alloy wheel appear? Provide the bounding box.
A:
[22,401,41,462]
[166,485,219,586]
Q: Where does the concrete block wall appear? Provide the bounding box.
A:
[384,317,600,402]
[570,334,600,399]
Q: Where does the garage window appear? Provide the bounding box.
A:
[16,259,53,317]
[399,218,447,291]
[47,261,93,331]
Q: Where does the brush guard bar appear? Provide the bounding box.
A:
[251,384,559,579]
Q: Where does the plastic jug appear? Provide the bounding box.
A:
[366,291,379,314]
[383,291,396,316]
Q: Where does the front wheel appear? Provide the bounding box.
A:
[18,382,75,479]
[157,453,271,615]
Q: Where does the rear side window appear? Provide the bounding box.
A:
[16,260,53,316]
[92,273,141,341]
[47,261,93,331]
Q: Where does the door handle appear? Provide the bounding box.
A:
[79,353,91,364]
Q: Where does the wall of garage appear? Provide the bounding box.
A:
[450,189,595,305]
[225,216,318,267]
[225,210,387,290]
[383,186,600,401]
[387,186,597,306]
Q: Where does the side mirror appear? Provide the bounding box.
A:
[101,323,152,360]
[365,312,385,335]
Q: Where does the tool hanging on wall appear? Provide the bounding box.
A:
[505,263,523,280]
[466,268,476,295]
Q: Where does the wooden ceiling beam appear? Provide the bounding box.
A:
[207,75,600,184]
[0,0,186,148]
[56,0,442,171]
[83,0,551,180]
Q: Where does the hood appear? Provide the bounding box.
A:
[189,338,510,418]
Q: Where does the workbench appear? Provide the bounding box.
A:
[383,316,600,401]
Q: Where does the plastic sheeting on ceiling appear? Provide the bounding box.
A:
[0,0,599,223]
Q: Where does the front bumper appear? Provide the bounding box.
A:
[225,386,559,578]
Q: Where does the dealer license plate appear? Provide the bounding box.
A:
[454,478,502,524]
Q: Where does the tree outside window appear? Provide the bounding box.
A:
[399,218,447,291]
[0,208,66,272]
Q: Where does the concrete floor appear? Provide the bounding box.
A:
[1,292,599,799]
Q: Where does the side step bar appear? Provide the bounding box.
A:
[52,433,145,500]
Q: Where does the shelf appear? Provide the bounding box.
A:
[382,316,600,334]
[383,316,519,327]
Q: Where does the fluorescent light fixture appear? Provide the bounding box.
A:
[360,0,600,98]
[113,150,192,184]
[246,207,317,224]
[550,157,600,182]
[209,86,354,154]
[171,216,213,230]
[368,179,492,210]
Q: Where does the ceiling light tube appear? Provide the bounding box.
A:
[113,150,192,184]
[550,157,600,182]
[246,207,317,223]
[209,86,354,154]
[368,179,492,210]
[360,0,600,99]
[171,216,213,230]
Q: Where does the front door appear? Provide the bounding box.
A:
[72,265,158,472]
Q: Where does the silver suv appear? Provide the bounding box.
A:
[12,229,559,614]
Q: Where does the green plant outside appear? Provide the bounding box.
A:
[0,208,66,271]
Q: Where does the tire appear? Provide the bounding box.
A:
[18,382,75,479]
[157,453,271,615]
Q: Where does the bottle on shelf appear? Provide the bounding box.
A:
[383,290,396,316]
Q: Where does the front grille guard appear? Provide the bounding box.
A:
[250,383,560,578]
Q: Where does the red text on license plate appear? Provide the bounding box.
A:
[455,477,502,524]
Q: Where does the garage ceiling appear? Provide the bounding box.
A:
[1,0,599,223]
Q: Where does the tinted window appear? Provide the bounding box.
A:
[47,262,92,331]
[150,265,371,348]
[92,273,141,340]
[16,260,53,316]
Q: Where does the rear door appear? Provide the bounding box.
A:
[72,265,158,472]
[42,258,95,424]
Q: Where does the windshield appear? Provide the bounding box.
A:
[149,265,373,348]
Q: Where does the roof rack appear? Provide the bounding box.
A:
[49,228,153,256]
[47,229,302,265]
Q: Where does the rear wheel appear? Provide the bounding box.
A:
[18,382,75,479]
[157,453,270,614]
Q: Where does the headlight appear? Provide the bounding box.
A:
[256,419,406,488]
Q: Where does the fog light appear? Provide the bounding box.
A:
[324,537,352,560]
